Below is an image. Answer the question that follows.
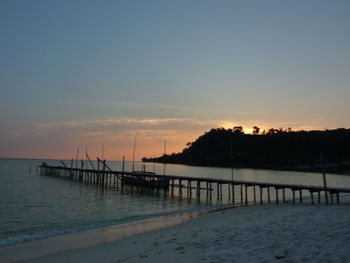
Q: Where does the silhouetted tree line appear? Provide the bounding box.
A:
[143,127,350,173]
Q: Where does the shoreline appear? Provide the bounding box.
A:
[0,205,236,263]
[17,203,350,263]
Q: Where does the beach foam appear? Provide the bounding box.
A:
[8,203,350,263]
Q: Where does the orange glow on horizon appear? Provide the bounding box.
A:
[1,116,341,161]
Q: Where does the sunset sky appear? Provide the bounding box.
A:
[1,0,350,160]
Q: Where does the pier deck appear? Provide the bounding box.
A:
[40,163,350,205]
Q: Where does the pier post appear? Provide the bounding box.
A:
[101,160,106,188]
[228,184,231,201]
[292,189,295,204]
[206,182,209,199]
[220,184,223,201]
[80,159,84,182]
[267,187,270,203]
[253,185,256,204]
[232,183,235,204]
[209,182,212,200]
[299,190,303,203]
[171,179,174,196]
[260,186,263,204]
[217,183,220,201]
[275,188,279,204]
[245,185,248,206]
[196,180,200,199]
[321,153,329,205]
[179,180,182,197]
[97,160,100,185]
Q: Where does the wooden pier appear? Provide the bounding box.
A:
[39,162,350,205]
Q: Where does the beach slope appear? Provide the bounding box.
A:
[20,204,350,263]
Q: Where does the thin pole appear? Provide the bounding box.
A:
[85,146,88,170]
[86,151,96,170]
[75,148,79,168]
[163,140,166,176]
[102,144,104,160]
[321,152,329,205]
[153,156,156,173]
[230,135,234,182]
[132,138,136,172]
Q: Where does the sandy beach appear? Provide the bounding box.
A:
[4,202,347,263]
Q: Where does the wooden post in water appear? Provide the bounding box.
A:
[189,181,192,198]
[196,180,200,199]
[220,184,223,201]
[208,182,211,200]
[228,184,231,201]
[171,179,174,196]
[267,187,270,203]
[232,183,235,204]
[292,189,295,204]
[216,183,220,201]
[101,160,106,188]
[97,159,100,185]
[206,182,209,199]
[75,148,79,169]
[163,140,166,176]
[260,186,263,204]
[321,152,329,205]
[253,185,256,204]
[245,185,248,206]
[187,181,190,197]
[179,179,182,197]
[86,152,96,170]
[132,139,136,172]
[80,159,84,181]
[240,184,243,203]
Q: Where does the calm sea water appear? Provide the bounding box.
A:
[1,158,349,247]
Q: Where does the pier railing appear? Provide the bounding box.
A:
[39,163,350,205]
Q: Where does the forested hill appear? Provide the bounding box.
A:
[143,128,350,173]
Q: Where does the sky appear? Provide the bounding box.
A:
[1,0,350,160]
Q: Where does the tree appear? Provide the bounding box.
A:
[233,126,243,134]
[253,126,260,135]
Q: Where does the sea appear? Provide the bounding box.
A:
[1,158,349,248]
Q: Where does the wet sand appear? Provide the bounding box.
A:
[0,210,208,263]
[4,202,349,263]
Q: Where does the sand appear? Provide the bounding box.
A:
[10,203,350,263]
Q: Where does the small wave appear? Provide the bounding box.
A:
[0,207,206,247]
[0,224,102,247]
